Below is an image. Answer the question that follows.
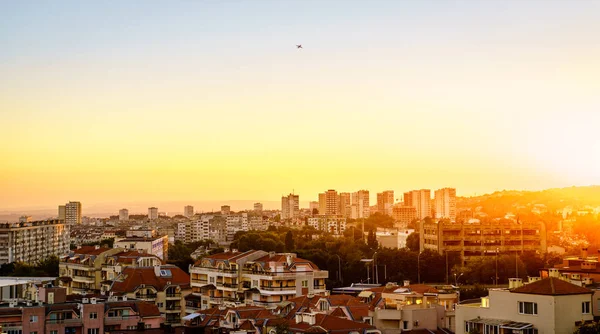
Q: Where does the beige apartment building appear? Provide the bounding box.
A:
[308,215,346,235]
[404,190,432,219]
[392,205,417,226]
[189,250,328,311]
[351,190,370,219]
[420,219,547,263]
[377,190,394,216]
[319,190,339,215]
[58,246,123,294]
[0,219,70,265]
[434,187,457,221]
[456,277,594,334]
[281,194,300,221]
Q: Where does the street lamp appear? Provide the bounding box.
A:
[417,251,423,284]
[454,273,464,286]
[373,252,378,284]
[360,259,374,283]
[334,254,343,284]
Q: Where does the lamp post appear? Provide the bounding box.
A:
[334,254,343,284]
[360,259,373,283]
[454,272,464,286]
[417,251,423,284]
[373,252,378,284]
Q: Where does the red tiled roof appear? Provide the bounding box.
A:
[325,295,363,306]
[239,320,256,331]
[73,246,112,256]
[407,284,439,294]
[289,313,375,333]
[511,277,592,295]
[330,307,347,318]
[345,305,370,321]
[136,301,161,317]
[110,265,190,293]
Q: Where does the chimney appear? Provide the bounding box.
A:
[403,280,410,287]
[286,255,292,266]
[548,268,559,278]
[295,314,302,323]
[154,265,161,277]
[95,245,100,250]
[509,278,523,289]
[582,247,588,259]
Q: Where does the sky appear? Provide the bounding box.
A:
[1,1,599,212]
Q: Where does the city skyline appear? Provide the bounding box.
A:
[2,1,599,210]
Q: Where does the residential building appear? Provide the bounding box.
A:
[65,201,82,225]
[420,219,547,263]
[108,264,191,325]
[392,205,417,226]
[308,215,346,235]
[189,250,328,310]
[148,207,159,220]
[351,190,370,219]
[403,190,431,220]
[0,219,70,265]
[539,248,600,285]
[184,206,194,218]
[248,216,268,231]
[101,250,163,284]
[309,201,319,214]
[375,229,414,249]
[338,192,352,218]
[377,191,394,216]
[456,277,594,334]
[281,194,300,222]
[226,213,249,241]
[435,188,457,221]
[118,208,129,221]
[114,232,169,260]
[254,203,263,213]
[318,190,339,216]
[58,245,123,294]
[18,216,32,223]
[221,205,231,216]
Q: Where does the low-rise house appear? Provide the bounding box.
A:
[58,245,123,294]
[456,277,594,334]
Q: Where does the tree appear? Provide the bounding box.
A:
[367,229,378,249]
[285,231,295,251]
[312,208,319,215]
[406,232,420,252]
[573,320,600,334]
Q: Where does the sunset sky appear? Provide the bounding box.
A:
[1,1,599,211]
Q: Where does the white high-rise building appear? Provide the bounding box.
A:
[403,190,432,219]
[0,219,70,264]
[65,201,82,225]
[435,188,457,221]
[184,205,194,218]
[148,207,159,220]
[253,203,263,213]
[281,194,300,221]
[119,208,129,221]
[351,190,370,219]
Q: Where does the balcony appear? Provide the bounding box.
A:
[192,267,238,275]
[260,286,296,291]
[314,285,326,290]
[135,294,157,300]
[164,306,182,313]
[46,318,83,325]
[166,292,182,299]
[73,275,95,283]
[105,315,138,324]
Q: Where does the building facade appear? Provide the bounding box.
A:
[420,219,547,263]
[148,207,159,220]
[281,194,300,222]
[254,203,263,213]
[352,190,371,219]
[403,190,431,219]
[118,208,129,221]
[308,215,347,235]
[65,201,82,225]
[377,191,394,216]
[392,205,417,226]
[0,219,70,265]
[184,205,194,218]
[114,234,169,260]
[434,188,457,221]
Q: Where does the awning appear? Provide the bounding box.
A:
[500,321,534,330]
[278,301,292,308]
[358,291,374,298]
[468,318,533,330]
[182,313,200,321]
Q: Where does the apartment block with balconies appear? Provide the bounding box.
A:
[58,245,123,294]
[420,219,547,264]
[0,219,70,265]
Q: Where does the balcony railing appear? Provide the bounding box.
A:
[166,293,182,298]
[191,279,208,284]
[260,286,296,291]
[192,267,238,274]
[136,294,157,299]
[47,318,83,325]
[217,283,238,289]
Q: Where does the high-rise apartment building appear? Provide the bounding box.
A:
[65,201,82,225]
[318,190,339,215]
[281,194,300,221]
[0,219,70,264]
[377,190,395,216]
[351,190,370,219]
[221,205,231,216]
[148,207,159,220]
[404,189,432,219]
[253,203,263,213]
[119,208,129,221]
[184,205,194,218]
[435,188,457,221]
[338,192,352,218]
[392,205,417,226]
[309,201,319,214]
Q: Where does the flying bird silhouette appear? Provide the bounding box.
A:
[296,45,302,49]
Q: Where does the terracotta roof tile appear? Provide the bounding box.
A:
[511,277,592,295]
[110,265,190,293]
[72,246,112,256]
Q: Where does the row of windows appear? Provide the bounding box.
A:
[518,301,591,315]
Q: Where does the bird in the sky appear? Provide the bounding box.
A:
[296,45,302,49]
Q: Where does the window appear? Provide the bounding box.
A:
[302,280,308,287]
[89,312,98,319]
[30,315,38,323]
[518,301,538,315]
[88,329,100,334]
[157,302,164,308]
[404,321,409,330]
[583,301,591,314]
[50,331,58,334]
[31,332,37,334]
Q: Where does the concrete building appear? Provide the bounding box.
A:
[420,219,547,263]
[65,201,82,225]
[18,216,32,223]
[58,205,66,220]
[308,215,347,235]
[221,205,231,216]
[338,192,352,218]
[282,194,300,222]
[392,205,417,226]
[148,207,159,220]
[118,208,129,221]
[0,219,70,265]
[351,190,371,219]
[254,202,263,213]
[184,205,194,218]
[114,232,169,261]
[58,245,123,294]
[189,250,328,310]
[377,190,394,216]
[403,190,432,219]
[318,190,339,216]
[456,277,593,334]
[309,201,319,214]
[375,229,414,249]
[435,188,457,221]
